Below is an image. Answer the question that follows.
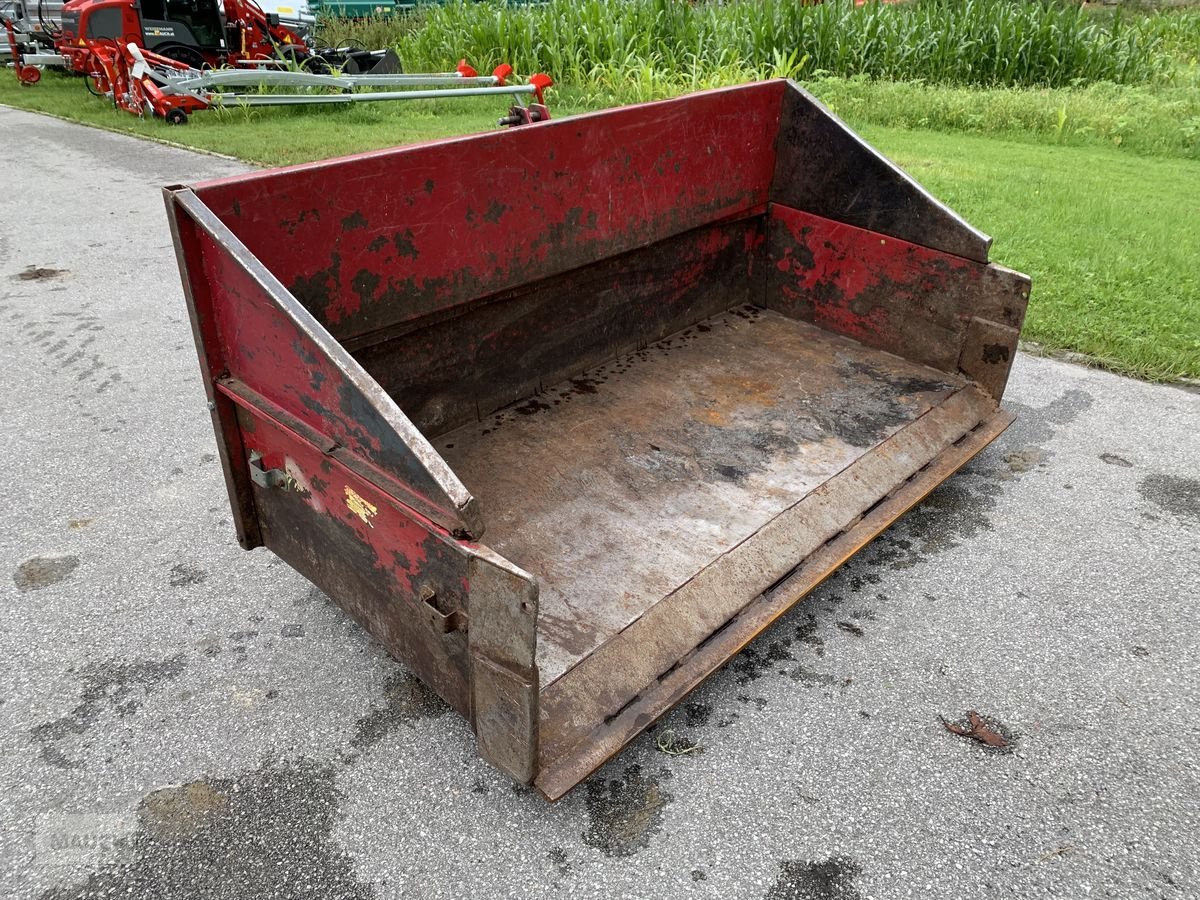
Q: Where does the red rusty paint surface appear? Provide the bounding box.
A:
[230,399,476,714]
[194,227,465,528]
[191,82,786,342]
[766,203,1026,371]
[227,397,471,602]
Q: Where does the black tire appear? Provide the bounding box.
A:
[165,107,188,125]
[158,44,207,70]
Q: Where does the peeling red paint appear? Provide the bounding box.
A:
[193,83,787,343]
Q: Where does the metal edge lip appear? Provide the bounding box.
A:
[169,186,483,538]
[534,407,1014,801]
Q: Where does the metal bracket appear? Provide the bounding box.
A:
[421,587,468,634]
[248,450,288,489]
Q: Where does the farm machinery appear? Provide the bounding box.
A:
[4,0,553,125]
[54,0,394,74]
[90,41,551,124]
[3,0,392,80]
[2,0,66,83]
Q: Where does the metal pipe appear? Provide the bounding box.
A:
[203,84,536,106]
[166,70,503,91]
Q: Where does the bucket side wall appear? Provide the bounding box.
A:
[191,82,786,347]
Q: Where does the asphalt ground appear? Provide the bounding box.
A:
[1,105,1197,900]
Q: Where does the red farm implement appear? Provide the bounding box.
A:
[90,41,550,125]
[166,81,1030,800]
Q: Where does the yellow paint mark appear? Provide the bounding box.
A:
[344,486,377,528]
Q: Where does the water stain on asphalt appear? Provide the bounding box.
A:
[140,781,228,838]
[789,666,838,688]
[168,563,208,587]
[795,613,825,657]
[13,555,79,592]
[38,758,374,900]
[1001,446,1048,476]
[852,388,1093,571]
[732,639,795,683]
[684,701,713,727]
[766,856,863,900]
[15,265,67,281]
[1004,388,1095,445]
[30,655,186,769]
[582,764,672,857]
[867,478,1003,569]
[1099,453,1134,468]
[1138,473,1200,523]
[349,670,449,752]
[547,846,572,877]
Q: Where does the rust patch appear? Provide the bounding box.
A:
[289,252,341,316]
[982,343,1011,364]
[482,200,509,224]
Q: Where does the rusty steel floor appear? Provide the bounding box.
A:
[435,306,968,686]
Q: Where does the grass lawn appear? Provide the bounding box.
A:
[857,126,1200,383]
[2,71,1197,381]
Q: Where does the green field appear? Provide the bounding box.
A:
[2,62,1198,381]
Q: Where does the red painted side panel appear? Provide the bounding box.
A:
[765,204,1028,373]
[192,82,786,342]
[191,223,475,534]
[230,400,475,715]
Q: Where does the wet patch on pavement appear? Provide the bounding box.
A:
[684,701,712,728]
[1003,388,1095,446]
[14,265,68,281]
[30,655,186,769]
[167,564,207,587]
[865,478,1004,569]
[788,666,843,689]
[38,758,374,900]
[1000,446,1049,477]
[348,670,450,753]
[14,555,79,592]
[765,856,863,900]
[1138,474,1200,523]
[547,847,572,877]
[582,764,672,857]
[732,639,796,683]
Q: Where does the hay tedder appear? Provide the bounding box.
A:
[88,42,551,124]
[5,0,552,127]
[167,81,1030,799]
